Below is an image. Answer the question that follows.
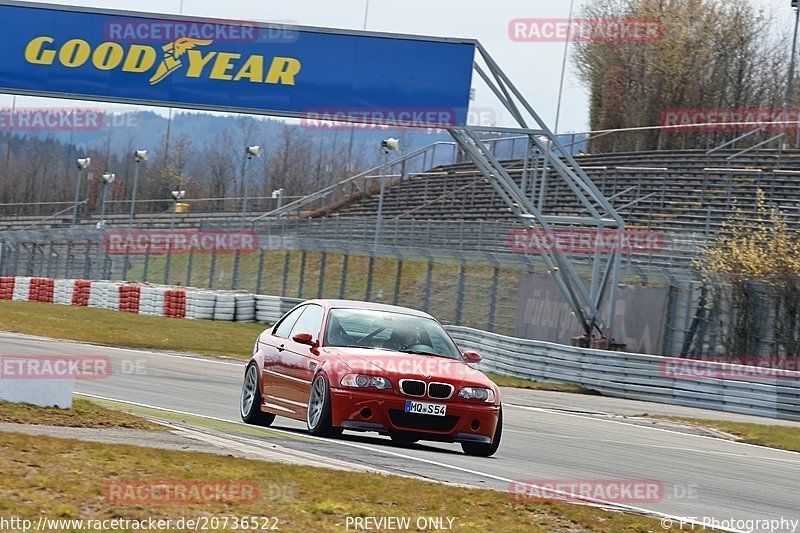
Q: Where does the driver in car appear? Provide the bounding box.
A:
[385,325,420,351]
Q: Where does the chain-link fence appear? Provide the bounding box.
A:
[7,228,796,358]
[0,229,528,335]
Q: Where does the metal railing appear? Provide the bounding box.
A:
[449,326,800,422]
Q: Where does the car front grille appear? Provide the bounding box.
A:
[400,379,426,397]
[427,382,454,399]
[388,410,459,432]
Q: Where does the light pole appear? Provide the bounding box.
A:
[171,189,186,229]
[72,157,91,226]
[129,149,148,227]
[374,138,399,250]
[271,188,285,212]
[98,172,115,229]
[787,0,800,147]
[241,145,262,228]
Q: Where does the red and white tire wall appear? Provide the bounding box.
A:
[0,276,278,323]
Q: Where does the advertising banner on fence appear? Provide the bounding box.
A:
[0,2,475,127]
[516,272,668,354]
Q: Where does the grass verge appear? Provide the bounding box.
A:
[650,416,800,453]
[0,398,164,430]
[0,431,687,532]
[0,301,584,394]
[487,373,590,394]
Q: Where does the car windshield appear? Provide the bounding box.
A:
[324,308,462,360]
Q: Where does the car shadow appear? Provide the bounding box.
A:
[270,424,466,456]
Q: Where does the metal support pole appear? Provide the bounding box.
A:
[373,153,389,250]
[72,168,83,226]
[317,251,327,299]
[365,253,375,300]
[99,179,110,226]
[784,4,800,148]
[186,246,194,287]
[241,161,250,229]
[281,250,290,297]
[297,250,306,298]
[255,247,265,295]
[129,161,141,227]
[232,250,241,290]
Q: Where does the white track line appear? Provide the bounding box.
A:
[76,392,743,532]
[505,403,800,460]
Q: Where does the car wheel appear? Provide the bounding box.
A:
[307,373,343,437]
[240,363,275,426]
[389,431,419,444]
[461,406,502,457]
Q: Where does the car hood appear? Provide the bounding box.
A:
[321,347,492,388]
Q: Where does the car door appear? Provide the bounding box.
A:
[284,304,325,410]
[262,305,307,415]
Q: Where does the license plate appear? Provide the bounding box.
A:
[405,400,447,417]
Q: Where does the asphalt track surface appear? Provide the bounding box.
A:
[2,332,799,533]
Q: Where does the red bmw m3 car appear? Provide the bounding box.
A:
[240,299,502,456]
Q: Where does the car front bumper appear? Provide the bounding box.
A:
[330,387,500,443]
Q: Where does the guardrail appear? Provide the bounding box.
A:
[446,326,800,422]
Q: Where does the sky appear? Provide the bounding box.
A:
[0,0,794,134]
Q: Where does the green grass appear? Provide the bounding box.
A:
[486,373,591,394]
[0,398,164,430]
[650,416,800,453]
[0,300,264,359]
[0,431,689,532]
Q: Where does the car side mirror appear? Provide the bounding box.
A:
[463,351,482,363]
[292,333,317,347]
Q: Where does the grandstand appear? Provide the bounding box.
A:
[323,148,800,235]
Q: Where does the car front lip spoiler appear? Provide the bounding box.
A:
[340,421,491,444]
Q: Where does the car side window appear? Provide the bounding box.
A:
[289,304,324,341]
[273,306,306,339]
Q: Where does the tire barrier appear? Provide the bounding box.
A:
[72,280,92,307]
[213,293,236,322]
[11,276,30,301]
[0,276,15,300]
[139,286,166,317]
[88,281,122,310]
[186,290,216,320]
[164,290,186,319]
[255,295,303,324]
[53,279,76,305]
[235,294,255,323]
[29,278,55,303]
[119,284,141,314]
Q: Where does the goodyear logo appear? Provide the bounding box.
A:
[24,36,302,86]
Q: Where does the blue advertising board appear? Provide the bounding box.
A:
[0,1,476,127]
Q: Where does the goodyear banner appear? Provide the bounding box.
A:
[0,2,475,127]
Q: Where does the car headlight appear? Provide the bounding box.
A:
[341,374,392,390]
[252,339,259,356]
[458,387,495,402]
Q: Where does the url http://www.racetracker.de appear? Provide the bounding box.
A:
[0,516,282,532]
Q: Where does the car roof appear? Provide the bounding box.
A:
[305,299,434,319]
